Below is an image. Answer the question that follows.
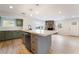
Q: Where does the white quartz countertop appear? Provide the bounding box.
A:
[0,27,23,31]
[0,29,57,36]
[22,30,57,36]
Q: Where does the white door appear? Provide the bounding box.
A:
[70,20,79,36]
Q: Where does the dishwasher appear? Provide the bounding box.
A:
[24,32,31,51]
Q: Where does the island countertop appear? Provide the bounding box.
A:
[22,30,57,36]
[0,29,57,36]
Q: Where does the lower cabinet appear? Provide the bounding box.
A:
[31,34,51,54]
[0,31,5,40]
[5,31,12,40]
[0,31,23,41]
[12,31,20,38]
[31,34,37,53]
[24,33,51,54]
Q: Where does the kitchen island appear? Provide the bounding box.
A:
[23,30,57,54]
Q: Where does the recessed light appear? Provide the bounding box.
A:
[30,14,32,16]
[58,11,62,14]
[21,12,26,15]
[9,6,13,9]
[36,4,39,6]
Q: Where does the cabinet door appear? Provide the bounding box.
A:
[12,31,22,38]
[70,20,79,36]
[11,31,18,38]
[5,31,11,40]
[31,34,37,53]
[0,31,10,41]
[16,19,23,27]
[5,31,9,39]
[0,31,5,41]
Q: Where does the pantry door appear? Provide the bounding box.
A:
[70,20,79,36]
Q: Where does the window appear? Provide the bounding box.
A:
[2,20,15,27]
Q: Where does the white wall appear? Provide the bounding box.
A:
[0,16,23,30]
[23,16,45,30]
[55,18,79,36]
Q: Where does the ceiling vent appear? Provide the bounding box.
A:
[35,4,39,6]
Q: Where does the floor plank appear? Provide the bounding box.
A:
[0,39,31,54]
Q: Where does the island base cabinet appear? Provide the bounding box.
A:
[31,34,37,53]
[31,34,51,54]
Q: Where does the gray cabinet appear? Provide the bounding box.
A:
[5,31,11,40]
[0,31,23,41]
[31,34,51,54]
[12,31,19,38]
[31,34,37,53]
[12,31,23,38]
[0,31,5,40]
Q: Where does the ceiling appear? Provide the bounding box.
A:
[0,4,79,21]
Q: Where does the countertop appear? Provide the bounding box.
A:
[22,29,57,36]
[0,29,57,36]
[0,27,22,31]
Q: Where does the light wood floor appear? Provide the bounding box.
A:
[51,35,79,54]
[0,39,31,54]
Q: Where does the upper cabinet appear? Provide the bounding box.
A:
[16,19,23,27]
